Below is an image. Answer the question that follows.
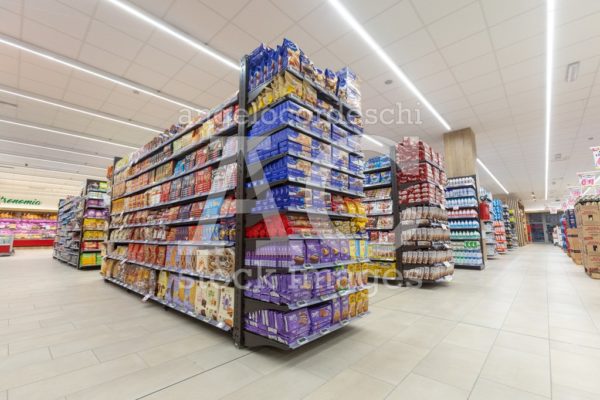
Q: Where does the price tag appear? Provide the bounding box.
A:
[142,294,150,302]
[441,224,448,230]
[453,207,459,211]
[443,261,452,268]
[120,258,126,265]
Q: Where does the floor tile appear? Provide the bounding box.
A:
[470,378,549,400]
[494,331,550,357]
[413,342,488,391]
[481,346,551,397]
[304,369,394,400]
[392,316,457,349]
[442,323,498,353]
[386,373,469,400]
[551,347,600,395]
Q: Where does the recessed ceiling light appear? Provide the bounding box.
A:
[0,118,137,149]
[384,79,393,85]
[589,137,594,141]
[0,34,205,113]
[0,86,161,133]
[328,0,451,131]
[105,0,240,71]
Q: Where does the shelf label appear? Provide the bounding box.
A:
[142,294,150,302]
[443,261,452,268]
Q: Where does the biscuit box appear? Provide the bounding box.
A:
[308,303,332,333]
[577,203,600,226]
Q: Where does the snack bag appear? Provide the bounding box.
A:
[217,286,235,327]
[348,293,357,318]
[195,281,209,316]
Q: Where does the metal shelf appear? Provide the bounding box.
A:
[243,286,368,312]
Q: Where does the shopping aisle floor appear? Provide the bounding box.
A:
[1,246,600,400]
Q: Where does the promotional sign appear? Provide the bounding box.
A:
[569,187,582,198]
[578,172,597,188]
[592,146,600,169]
[0,196,42,206]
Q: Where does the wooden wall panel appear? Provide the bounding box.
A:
[443,128,477,178]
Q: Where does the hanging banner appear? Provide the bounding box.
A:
[578,172,597,188]
[592,146,600,169]
[561,201,568,210]
[569,187,582,198]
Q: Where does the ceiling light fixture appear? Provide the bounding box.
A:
[476,158,509,194]
[0,138,113,161]
[328,0,451,131]
[544,0,556,201]
[0,86,161,133]
[0,153,107,171]
[565,61,580,82]
[362,134,385,147]
[0,34,205,113]
[105,0,240,71]
[0,118,137,149]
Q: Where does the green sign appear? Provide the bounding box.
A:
[0,196,42,206]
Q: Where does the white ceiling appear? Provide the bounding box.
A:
[1,0,599,209]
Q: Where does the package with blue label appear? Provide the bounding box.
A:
[331,125,348,147]
[263,156,312,182]
[337,67,362,112]
[349,155,364,173]
[348,176,363,193]
[310,118,331,140]
[311,141,332,164]
[252,185,313,211]
[330,170,349,190]
[309,164,330,186]
[332,148,349,169]
[346,133,362,151]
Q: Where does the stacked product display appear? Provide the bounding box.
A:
[103,92,240,332]
[503,205,516,250]
[479,188,497,258]
[0,234,14,256]
[562,209,581,264]
[53,180,108,269]
[396,138,453,282]
[0,210,57,247]
[492,200,507,254]
[575,197,600,278]
[242,39,369,349]
[445,176,485,270]
[101,38,370,349]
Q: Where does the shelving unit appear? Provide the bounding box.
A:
[53,179,108,269]
[364,140,453,284]
[445,176,485,270]
[101,39,371,350]
[239,44,370,350]
[492,199,508,254]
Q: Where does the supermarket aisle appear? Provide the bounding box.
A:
[1,246,599,399]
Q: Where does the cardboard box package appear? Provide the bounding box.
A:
[577,204,600,226]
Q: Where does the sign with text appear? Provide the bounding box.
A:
[0,196,42,206]
[579,172,597,188]
[592,146,600,169]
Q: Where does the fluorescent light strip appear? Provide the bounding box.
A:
[544,0,556,200]
[476,158,509,194]
[106,0,240,71]
[328,0,451,131]
[0,139,113,161]
[0,86,161,133]
[0,153,107,171]
[0,118,137,149]
[0,165,105,180]
[362,134,385,147]
[0,34,205,113]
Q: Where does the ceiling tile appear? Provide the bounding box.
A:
[460,70,503,95]
[134,44,185,78]
[451,53,498,82]
[0,7,20,36]
[93,1,155,42]
[440,31,493,66]
[209,23,261,62]
[56,0,97,16]
[24,0,90,39]
[271,0,323,22]
[85,20,144,60]
[489,5,545,50]
[363,1,423,46]
[21,17,82,59]
[78,43,131,76]
[327,30,373,64]
[171,64,220,93]
[480,0,543,26]
[129,0,174,18]
[385,29,437,66]
[410,0,474,25]
[427,2,487,48]
[500,55,544,83]
[299,3,352,46]
[164,0,227,42]
[402,51,448,81]
[123,63,171,92]
[232,0,294,43]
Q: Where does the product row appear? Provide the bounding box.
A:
[110,196,236,228]
[245,239,368,268]
[366,216,394,230]
[365,171,391,186]
[365,199,392,215]
[111,164,238,214]
[113,101,238,184]
[403,264,454,281]
[448,220,480,229]
[446,176,475,188]
[104,260,234,328]
[399,182,445,206]
[245,290,368,346]
[365,156,391,171]
[364,187,392,202]
[401,227,451,243]
[400,206,449,222]
[447,198,478,209]
[367,230,395,244]
[401,250,453,265]
[109,222,236,243]
[245,214,366,239]
[245,263,368,305]
[445,187,477,199]
[251,186,365,214]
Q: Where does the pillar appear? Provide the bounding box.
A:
[443,127,477,178]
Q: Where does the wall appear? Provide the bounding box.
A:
[0,193,60,212]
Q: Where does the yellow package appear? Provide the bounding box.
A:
[283,71,303,97]
[156,271,169,299]
[359,240,367,259]
[362,289,369,313]
[345,199,357,215]
[355,201,366,216]
[349,240,357,260]
[302,79,317,106]
[348,293,357,318]
[355,291,364,315]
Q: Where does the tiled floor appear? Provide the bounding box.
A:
[1,245,600,399]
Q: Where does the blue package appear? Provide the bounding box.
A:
[174,160,186,175]
[349,176,363,193]
[280,38,301,73]
[349,155,364,172]
[311,140,331,163]
[331,148,349,169]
